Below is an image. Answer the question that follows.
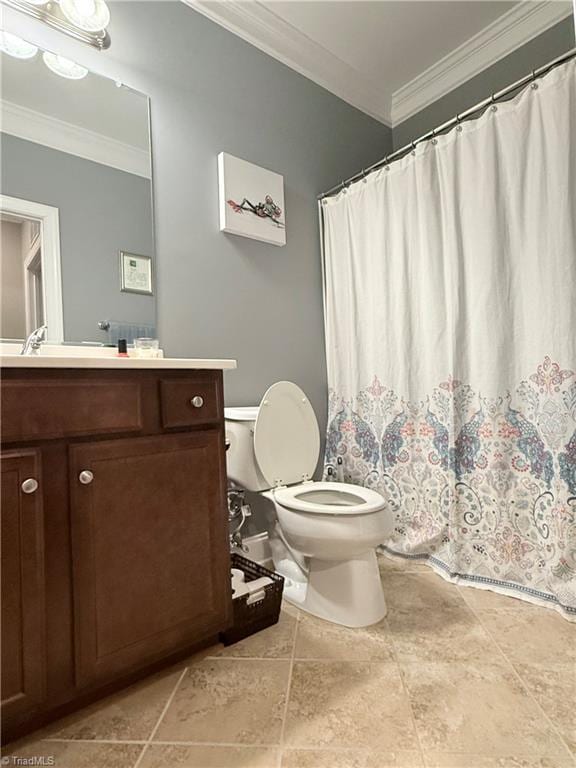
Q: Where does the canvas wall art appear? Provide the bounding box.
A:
[218,152,286,246]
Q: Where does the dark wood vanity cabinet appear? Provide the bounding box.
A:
[1,450,46,721]
[0,368,232,743]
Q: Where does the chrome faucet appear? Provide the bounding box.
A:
[20,325,47,356]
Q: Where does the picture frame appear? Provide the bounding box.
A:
[218,152,286,247]
[119,251,153,295]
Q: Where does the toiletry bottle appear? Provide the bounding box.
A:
[117,339,128,357]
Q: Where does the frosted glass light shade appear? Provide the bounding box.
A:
[59,0,110,32]
[0,31,38,59]
[42,51,88,79]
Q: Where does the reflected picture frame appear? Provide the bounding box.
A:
[120,251,153,295]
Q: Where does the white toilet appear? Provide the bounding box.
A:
[225,381,393,627]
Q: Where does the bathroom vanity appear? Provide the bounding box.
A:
[0,352,236,743]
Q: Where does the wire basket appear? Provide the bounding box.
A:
[220,553,284,646]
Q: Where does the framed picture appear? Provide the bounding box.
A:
[218,152,286,247]
[120,252,153,295]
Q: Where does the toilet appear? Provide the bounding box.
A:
[225,381,393,627]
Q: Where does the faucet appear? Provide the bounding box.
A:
[20,325,47,356]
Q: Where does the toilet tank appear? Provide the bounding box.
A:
[224,407,270,491]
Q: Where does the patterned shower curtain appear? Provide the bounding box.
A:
[321,60,576,620]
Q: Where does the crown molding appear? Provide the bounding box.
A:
[1,100,151,179]
[184,0,392,126]
[391,1,573,126]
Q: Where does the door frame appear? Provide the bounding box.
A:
[0,195,63,343]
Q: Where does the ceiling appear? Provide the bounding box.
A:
[187,0,573,125]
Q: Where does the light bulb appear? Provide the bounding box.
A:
[59,0,110,32]
[0,31,38,59]
[42,51,88,80]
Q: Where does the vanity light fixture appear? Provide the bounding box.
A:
[42,50,88,79]
[0,30,38,58]
[1,0,111,49]
[60,0,110,34]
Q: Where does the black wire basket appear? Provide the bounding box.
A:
[220,553,285,646]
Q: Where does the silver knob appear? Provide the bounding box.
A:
[21,478,38,494]
[190,396,204,408]
[79,470,94,485]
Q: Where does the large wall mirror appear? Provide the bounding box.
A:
[0,37,155,345]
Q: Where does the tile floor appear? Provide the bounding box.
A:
[3,555,575,768]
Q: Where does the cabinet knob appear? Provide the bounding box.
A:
[79,470,94,485]
[190,396,204,408]
[21,478,39,494]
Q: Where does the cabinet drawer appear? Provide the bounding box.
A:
[1,380,143,442]
[160,378,221,429]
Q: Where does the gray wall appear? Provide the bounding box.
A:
[3,1,392,438]
[0,133,155,343]
[393,17,575,149]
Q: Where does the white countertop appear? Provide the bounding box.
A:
[1,356,237,370]
[0,344,237,370]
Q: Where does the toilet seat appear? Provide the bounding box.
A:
[273,481,385,516]
[254,381,320,487]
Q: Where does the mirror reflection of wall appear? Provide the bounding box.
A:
[0,39,155,344]
[0,214,43,339]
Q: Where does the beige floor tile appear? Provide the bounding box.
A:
[44,668,182,741]
[424,754,575,767]
[364,752,425,768]
[281,601,302,619]
[210,610,297,659]
[476,609,576,665]
[282,749,368,768]
[154,658,290,745]
[388,605,500,663]
[139,744,279,767]
[294,614,395,662]
[459,585,543,612]
[282,748,424,767]
[378,554,430,573]
[382,574,467,614]
[514,663,576,755]
[401,662,570,757]
[284,661,418,750]
[1,740,142,767]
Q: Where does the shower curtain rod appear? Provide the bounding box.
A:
[318,46,576,200]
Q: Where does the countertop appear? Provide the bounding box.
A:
[0,344,237,370]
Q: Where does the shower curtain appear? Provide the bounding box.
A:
[321,60,576,620]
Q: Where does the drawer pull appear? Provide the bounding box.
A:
[21,478,39,494]
[79,470,94,485]
[190,396,204,408]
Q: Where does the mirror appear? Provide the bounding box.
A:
[0,39,155,345]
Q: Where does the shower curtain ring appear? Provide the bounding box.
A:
[411,141,417,156]
[384,156,390,171]
[531,69,539,89]
[456,113,463,133]
[490,94,498,112]
[361,169,367,183]
[341,180,348,194]
[431,129,438,146]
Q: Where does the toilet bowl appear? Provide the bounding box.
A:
[225,381,392,627]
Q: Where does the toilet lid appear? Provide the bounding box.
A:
[254,381,320,487]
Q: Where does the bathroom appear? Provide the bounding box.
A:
[0,0,575,766]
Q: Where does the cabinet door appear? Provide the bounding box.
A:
[1,450,46,719]
[69,432,231,685]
